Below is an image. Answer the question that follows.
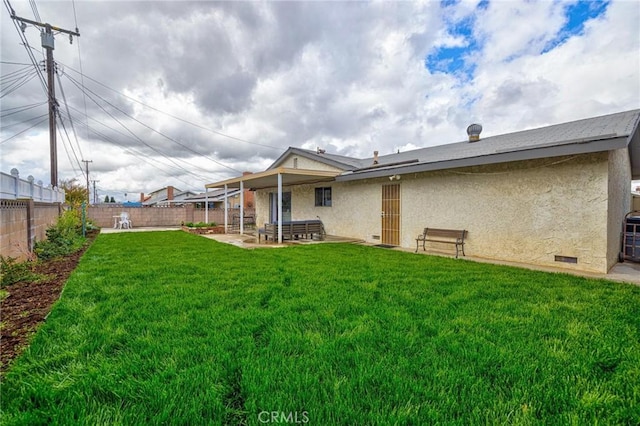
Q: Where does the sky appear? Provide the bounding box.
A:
[1,0,639,202]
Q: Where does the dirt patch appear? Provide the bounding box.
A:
[0,231,98,376]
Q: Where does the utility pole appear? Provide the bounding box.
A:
[91,180,99,204]
[82,159,92,205]
[9,13,79,188]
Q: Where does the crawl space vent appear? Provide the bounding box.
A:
[554,255,578,264]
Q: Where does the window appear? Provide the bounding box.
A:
[315,187,332,207]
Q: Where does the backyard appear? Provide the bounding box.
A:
[1,230,639,424]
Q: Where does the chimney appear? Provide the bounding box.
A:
[467,124,483,142]
[140,192,145,202]
[373,151,379,165]
[167,186,174,201]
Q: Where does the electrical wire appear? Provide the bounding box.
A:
[1,68,38,98]
[59,81,224,183]
[60,105,231,185]
[70,0,89,144]
[63,72,242,174]
[56,66,84,160]
[0,112,48,130]
[0,101,47,118]
[63,73,241,177]
[62,65,281,151]
[3,0,49,99]
[0,115,48,145]
[55,108,85,179]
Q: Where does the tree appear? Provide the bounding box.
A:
[59,179,88,209]
[110,196,115,203]
[104,195,110,203]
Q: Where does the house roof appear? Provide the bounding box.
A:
[143,189,197,205]
[338,109,640,181]
[185,188,241,202]
[205,109,640,190]
[268,147,364,170]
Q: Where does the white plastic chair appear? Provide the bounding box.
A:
[118,212,132,229]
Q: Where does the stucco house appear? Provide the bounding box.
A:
[206,109,640,274]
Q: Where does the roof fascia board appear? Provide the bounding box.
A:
[337,137,629,182]
[206,167,339,189]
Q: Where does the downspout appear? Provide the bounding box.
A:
[278,173,283,243]
[205,188,209,224]
[224,184,228,233]
[240,180,244,235]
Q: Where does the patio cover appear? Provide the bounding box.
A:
[205,167,340,242]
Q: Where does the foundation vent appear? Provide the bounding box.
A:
[554,255,578,264]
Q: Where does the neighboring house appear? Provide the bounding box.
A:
[206,109,640,274]
[184,188,243,209]
[143,186,197,206]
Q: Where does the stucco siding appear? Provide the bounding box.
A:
[400,154,609,272]
[256,153,611,273]
[279,154,344,172]
[607,148,632,271]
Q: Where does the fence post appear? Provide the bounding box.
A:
[27,199,35,252]
[28,175,34,199]
[38,180,43,201]
[11,168,19,199]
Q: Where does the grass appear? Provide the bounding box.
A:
[1,231,639,425]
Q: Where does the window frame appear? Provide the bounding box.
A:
[314,187,332,207]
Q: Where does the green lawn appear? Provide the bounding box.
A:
[2,231,639,425]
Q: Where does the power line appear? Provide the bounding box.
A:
[63,73,240,178]
[70,0,88,144]
[63,72,241,174]
[0,115,48,145]
[59,101,225,186]
[56,108,85,178]
[56,66,84,160]
[3,0,49,99]
[62,65,282,151]
[0,112,48,130]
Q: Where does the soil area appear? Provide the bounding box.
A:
[0,231,98,376]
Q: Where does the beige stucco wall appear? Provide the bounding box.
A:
[606,148,632,271]
[256,152,614,273]
[278,155,344,172]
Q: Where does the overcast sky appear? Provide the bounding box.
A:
[1,0,639,201]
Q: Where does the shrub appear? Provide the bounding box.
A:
[184,222,217,228]
[0,256,39,287]
[34,209,86,261]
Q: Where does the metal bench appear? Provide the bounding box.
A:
[415,228,467,258]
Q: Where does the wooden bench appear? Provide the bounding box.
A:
[415,228,467,258]
[258,220,324,242]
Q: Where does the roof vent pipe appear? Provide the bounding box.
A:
[467,124,482,142]
[373,151,379,165]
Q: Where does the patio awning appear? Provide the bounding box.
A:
[205,167,340,190]
[205,167,340,244]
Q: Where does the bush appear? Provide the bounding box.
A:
[34,209,86,261]
[184,222,217,228]
[0,256,40,287]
